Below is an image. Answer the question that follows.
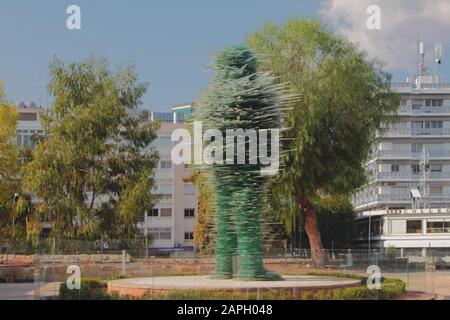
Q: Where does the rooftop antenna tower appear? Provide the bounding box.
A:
[435,42,443,83]
[419,41,427,76]
[420,148,430,209]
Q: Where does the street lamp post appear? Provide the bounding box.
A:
[368,215,372,262]
[12,193,19,239]
[299,226,303,258]
[292,214,296,255]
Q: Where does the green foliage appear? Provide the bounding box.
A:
[264,189,355,249]
[263,182,299,237]
[23,56,159,240]
[246,18,400,255]
[59,277,109,300]
[316,200,356,249]
[0,84,21,238]
[141,289,293,300]
[247,17,399,199]
[136,277,405,300]
[186,171,216,256]
[385,246,397,259]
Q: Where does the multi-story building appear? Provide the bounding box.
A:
[13,103,197,252]
[353,48,450,253]
[15,103,44,149]
[138,106,197,252]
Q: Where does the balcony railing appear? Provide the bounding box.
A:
[378,171,450,180]
[378,172,419,180]
[392,82,450,90]
[398,106,450,114]
[378,194,411,201]
[353,193,450,207]
[385,127,411,136]
[386,127,450,136]
[377,150,450,158]
[412,128,450,136]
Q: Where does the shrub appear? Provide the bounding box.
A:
[136,278,405,301]
[59,277,109,300]
[385,246,397,260]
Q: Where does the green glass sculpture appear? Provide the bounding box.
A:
[193,45,287,280]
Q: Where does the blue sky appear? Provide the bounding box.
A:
[1,1,449,111]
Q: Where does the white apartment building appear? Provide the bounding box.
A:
[352,45,450,252]
[13,103,197,252]
[15,103,44,149]
[138,109,197,252]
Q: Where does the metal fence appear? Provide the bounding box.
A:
[1,239,447,300]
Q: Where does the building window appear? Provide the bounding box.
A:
[153,112,173,123]
[430,186,443,195]
[427,221,450,234]
[424,121,443,129]
[184,208,195,218]
[184,185,196,195]
[160,161,172,169]
[148,208,159,217]
[411,143,422,153]
[400,99,408,107]
[370,219,382,237]
[155,184,172,194]
[184,232,194,241]
[160,208,172,217]
[412,121,423,130]
[411,164,420,174]
[16,130,42,149]
[18,113,37,121]
[430,164,443,173]
[391,164,400,172]
[158,194,172,203]
[159,228,172,240]
[425,99,443,107]
[412,100,424,109]
[406,220,422,234]
[149,228,172,240]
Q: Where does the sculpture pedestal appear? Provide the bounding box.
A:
[107,275,361,299]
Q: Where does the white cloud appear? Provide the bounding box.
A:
[320,0,450,73]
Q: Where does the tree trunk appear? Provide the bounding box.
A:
[295,194,326,267]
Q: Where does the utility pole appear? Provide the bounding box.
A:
[299,226,303,257]
[12,193,19,239]
[368,215,372,262]
[292,214,296,255]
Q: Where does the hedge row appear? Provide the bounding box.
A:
[59,278,110,300]
[140,278,405,300]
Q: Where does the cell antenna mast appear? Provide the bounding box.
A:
[419,41,427,76]
[435,42,443,81]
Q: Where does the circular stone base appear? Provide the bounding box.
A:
[108,275,361,298]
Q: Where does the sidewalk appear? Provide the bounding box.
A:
[0,283,35,300]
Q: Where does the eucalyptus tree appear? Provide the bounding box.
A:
[24,57,159,239]
[247,19,399,264]
[0,83,21,236]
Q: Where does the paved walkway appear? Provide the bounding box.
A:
[0,283,35,300]
[1,271,450,300]
[382,270,450,297]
